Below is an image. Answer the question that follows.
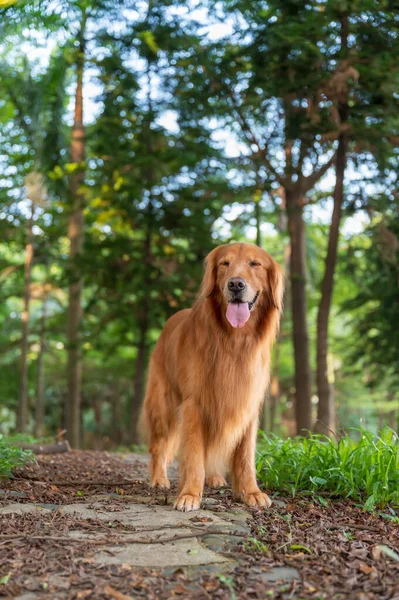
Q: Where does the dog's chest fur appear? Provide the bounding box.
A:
[192,340,269,441]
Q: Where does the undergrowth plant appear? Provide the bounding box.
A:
[0,439,33,478]
[256,427,399,510]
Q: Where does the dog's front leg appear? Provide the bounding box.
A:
[174,400,205,512]
[231,418,272,509]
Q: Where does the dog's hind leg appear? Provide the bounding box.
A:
[142,362,178,489]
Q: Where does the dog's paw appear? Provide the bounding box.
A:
[242,490,272,509]
[206,475,227,488]
[150,476,170,490]
[174,493,201,512]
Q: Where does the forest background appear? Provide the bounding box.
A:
[0,0,398,449]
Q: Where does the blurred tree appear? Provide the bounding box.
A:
[343,203,399,399]
[0,45,67,431]
[316,3,399,434]
[66,7,87,449]
[176,0,351,432]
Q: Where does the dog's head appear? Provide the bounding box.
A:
[199,243,284,329]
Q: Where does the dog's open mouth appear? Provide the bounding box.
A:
[226,292,259,328]
[248,291,259,310]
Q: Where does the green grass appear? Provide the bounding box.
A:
[256,427,399,510]
[0,439,34,479]
[2,433,53,445]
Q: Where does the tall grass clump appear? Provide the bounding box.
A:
[0,438,33,479]
[256,427,399,509]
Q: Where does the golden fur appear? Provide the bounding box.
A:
[141,242,284,511]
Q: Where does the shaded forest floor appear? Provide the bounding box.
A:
[0,451,398,600]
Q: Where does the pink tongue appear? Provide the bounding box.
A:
[226,302,251,328]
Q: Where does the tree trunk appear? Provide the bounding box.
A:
[131,314,149,444]
[93,394,102,431]
[131,213,151,443]
[131,62,154,444]
[269,344,281,434]
[315,133,347,435]
[66,19,86,448]
[269,242,291,433]
[315,14,349,436]
[111,387,123,446]
[17,203,35,432]
[35,288,48,438]
[286,190,312,434]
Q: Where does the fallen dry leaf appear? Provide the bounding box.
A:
[76,590,93,599]
[359,563,375,575]
[172,583,191,594]
[103,585,134,600]
[371,545,382,561]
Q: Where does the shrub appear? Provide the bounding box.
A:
[256,427,399,509]
[0,439,34,479]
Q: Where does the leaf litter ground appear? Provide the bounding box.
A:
[0,451,398,599]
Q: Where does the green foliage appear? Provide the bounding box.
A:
[256,428,399,509]
[0,439,33,478]
[341,208,399,389]
[4,433,53,445]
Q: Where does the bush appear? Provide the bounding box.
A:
[256,427,399,510]
[0,439,34,478]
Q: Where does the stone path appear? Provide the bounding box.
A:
[0,498,250,569]
[2,450,398,599]
[0,452,301,599]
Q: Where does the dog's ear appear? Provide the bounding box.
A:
[268,259,285,311]
[199,247,219,299]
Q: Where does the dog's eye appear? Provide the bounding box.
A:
[220,261,230,267]
[249,261,261,267]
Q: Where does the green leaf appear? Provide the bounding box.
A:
[0,573,11,585]
[290,544,312,554]
[310,476,327,486]
[138,31,159,55]
[379,546,399,562]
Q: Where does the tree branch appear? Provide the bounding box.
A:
[302,151,337,192]
[224,87,283,184]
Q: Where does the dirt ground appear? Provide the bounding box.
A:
[0,451,398,599]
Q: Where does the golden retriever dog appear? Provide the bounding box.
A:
[141,243,284,511]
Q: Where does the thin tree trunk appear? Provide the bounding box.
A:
[269,342,281,433]
[286,190,312,433]
[66,18,86,448]
[132,312,149,444]
[315,14,349,436]
[315,133,347,435]
[264,241,291,433]
[111,386,123,446]
[93,395,102,431]
[269,242,291,433]
[131,62,153,444]
[131,202,151,442]
[35,288,48,438]
[17,203,35,432]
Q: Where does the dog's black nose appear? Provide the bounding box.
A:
[228,277,246,293]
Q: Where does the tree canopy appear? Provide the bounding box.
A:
[0,0,398,446]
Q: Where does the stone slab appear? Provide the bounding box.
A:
[94,538,230,568]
